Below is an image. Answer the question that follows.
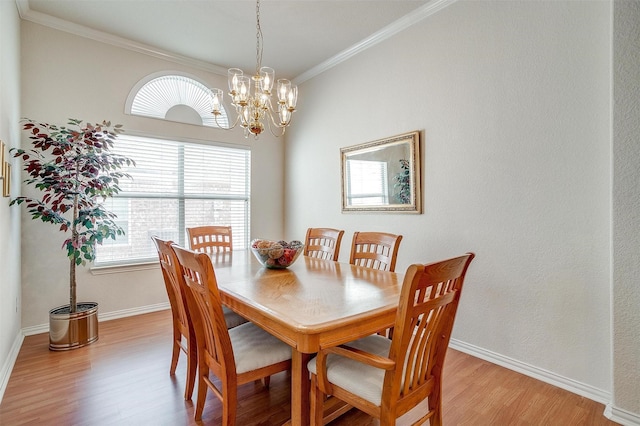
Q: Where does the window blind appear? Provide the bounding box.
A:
[129,74,229,128]
[95,135,251,266]
[345,159,389,205]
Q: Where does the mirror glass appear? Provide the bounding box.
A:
[341,131,421,213]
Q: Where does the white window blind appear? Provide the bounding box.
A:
[95,135,251,266]
[345,159,389,205]
[128,74,229,128]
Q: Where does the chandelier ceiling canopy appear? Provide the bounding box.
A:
[210,0,298,139]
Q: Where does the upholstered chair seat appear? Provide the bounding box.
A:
[229,322,292,374]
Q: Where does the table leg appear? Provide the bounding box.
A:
[291,350,311,426]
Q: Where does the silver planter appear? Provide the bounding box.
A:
[49,302,99,351]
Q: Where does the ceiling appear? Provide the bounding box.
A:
[17,0,441,83]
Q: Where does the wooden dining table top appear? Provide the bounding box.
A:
[209,249,404,425]
[210,250,404,354]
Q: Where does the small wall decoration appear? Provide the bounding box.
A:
[0,140,8,197]
[3,162,10,197]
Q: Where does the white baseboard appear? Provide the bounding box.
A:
[21,302,171,336]
[605,404,640,426]
[449,338,611,404]
[0,331,24,404]
[98,302,170,322]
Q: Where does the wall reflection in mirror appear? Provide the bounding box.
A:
[341,131,421,213]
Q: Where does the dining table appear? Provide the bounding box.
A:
[208,249,404,426]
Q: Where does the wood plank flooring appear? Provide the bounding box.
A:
[0,310,618,425]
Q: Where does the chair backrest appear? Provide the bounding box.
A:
[384,253,475,420]
[349,231,403,272]
[171,244,236,381]
[304,227,345,261]
[151,236,191,335]
[187,225,233,253]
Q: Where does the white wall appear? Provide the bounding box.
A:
[612,0,640,420]
[286,0,613,401]
[19,21,285,329]
[10,1,640,422]
[0,0,22,401]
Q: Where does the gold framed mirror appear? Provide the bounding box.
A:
[341,131,421,213]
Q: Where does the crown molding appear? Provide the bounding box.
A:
[16,0,455,83]
[15,0,228,76]
[292,0,457,85]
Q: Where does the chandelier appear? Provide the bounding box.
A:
[210,0,298,139]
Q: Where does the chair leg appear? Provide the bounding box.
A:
[184,344,197,400]
[194,369,208,421]
[262,375,271,388]
[379,410,397,426]
[223,381,238,426]
[170,330,181,375]
[310,374,325,426]
[376,327,394,339]
[428,388,443,426]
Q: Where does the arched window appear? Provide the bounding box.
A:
[125,72,229,128]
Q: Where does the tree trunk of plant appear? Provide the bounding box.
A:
[70,193,78,313]
[69,254,76,313]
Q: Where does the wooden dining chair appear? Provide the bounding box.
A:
[171,244,293,423]
[151,236,197,401]
[186,225,247,329]
[304,227,345,261]
[187,225,233,254]
[349,231,403,272]
[308,253,475,426]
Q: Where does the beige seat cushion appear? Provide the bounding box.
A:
[308,335,429,425]
[230,322,291,374]
[308,334,390,406]
[223,306,248,328]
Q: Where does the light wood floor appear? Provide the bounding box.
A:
[0,310,618,426]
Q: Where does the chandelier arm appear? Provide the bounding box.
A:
[262,98,293,128]
[266,109,287,129]
[262,97,278,116]
[266,117,287,138]
[213,111,242,131]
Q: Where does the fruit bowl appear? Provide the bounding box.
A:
[250,239,305,269]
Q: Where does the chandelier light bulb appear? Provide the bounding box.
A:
[228,68,242,94]
[286,86,298,110]
[211,88,223,114]
[260,67,275,94]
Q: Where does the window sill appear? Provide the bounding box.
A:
[90,261,159,275]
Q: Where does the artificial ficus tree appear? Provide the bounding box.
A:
[11,118,135,313]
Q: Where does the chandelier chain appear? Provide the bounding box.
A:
[255,0,263,74]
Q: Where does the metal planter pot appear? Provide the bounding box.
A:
[49,302,99,351]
